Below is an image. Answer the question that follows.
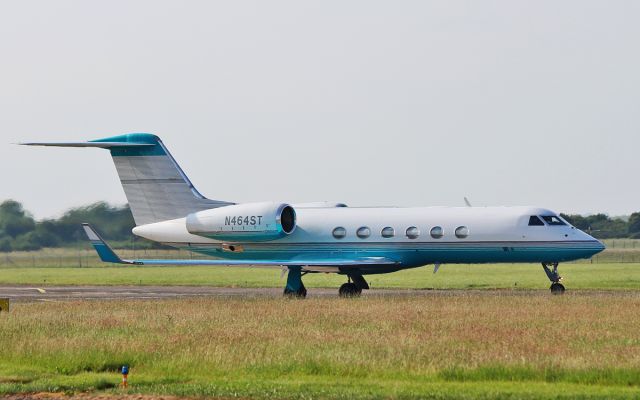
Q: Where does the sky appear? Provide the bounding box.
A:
[0,0,638,219]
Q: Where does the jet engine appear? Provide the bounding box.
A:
[186,202,296,241]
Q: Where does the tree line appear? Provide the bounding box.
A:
[0,200,142,252]
[560,213,640,239]
[1,199,639,252]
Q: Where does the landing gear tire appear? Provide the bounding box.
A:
[339,283,361,298]
[542,262,566,295]
[284,286,307,298]
[550,282,565,295]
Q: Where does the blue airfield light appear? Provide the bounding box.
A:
[121,365,129,388]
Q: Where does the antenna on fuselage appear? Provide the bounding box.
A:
[464,197,472,207]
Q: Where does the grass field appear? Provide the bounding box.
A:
[0,243,639,290]
[2,247,640,399]
[2,294,640,399]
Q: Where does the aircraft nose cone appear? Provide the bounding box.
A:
[578,230,605,257]
[584,235,606,256]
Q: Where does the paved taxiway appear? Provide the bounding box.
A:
[1,285,289,302]
[1,285,636,303]
[0,285,448,302]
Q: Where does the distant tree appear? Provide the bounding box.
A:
[560,213,627,239]
[0,200,36,238]
[50,202,136,242]
[0,237,12,252]
[12,232,42,251]
[33,222,61,247]
[0,200,138,250]
[628,212,640,238]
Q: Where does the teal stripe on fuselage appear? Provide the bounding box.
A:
[169,240,604,268]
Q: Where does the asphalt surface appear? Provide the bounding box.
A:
[0,285,290,302]
[0,285,467,302]
[1,284,637,303]
[2,285,426,302]
[0,285,534,302]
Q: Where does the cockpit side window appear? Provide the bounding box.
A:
[541,215,566,226]
[528,216,545,226]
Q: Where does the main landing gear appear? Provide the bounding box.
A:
[339,274,369,298]
[283,266,307,298]
[282,267,370,298]
[339,283,360,297]
[542,262,565,295]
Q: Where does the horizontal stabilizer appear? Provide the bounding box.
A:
[25,133,232,225]
[21,142,154,148]
[82,223,397,268]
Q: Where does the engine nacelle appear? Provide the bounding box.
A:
[186,202,296,242]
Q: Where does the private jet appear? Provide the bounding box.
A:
[24,134,605,297]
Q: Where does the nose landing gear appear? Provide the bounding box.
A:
[542,262,565,295]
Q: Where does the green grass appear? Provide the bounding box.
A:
[0,262,639,290]
[2,247,640,398]
[2,295,640,399]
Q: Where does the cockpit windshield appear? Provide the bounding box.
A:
[541,215,566,226]
[528,216,545,226]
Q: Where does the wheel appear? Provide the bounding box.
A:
[550,282,565,295]
[339,283,361,298]
[283,286,307,298]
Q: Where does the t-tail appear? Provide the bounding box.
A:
[22,133,233,225]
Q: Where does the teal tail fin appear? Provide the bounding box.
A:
[23,133,232,225]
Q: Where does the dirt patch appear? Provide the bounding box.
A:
[1,394,183,400]
[1,393,251,400]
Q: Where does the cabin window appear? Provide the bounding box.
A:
[430,226,444,238]
[381,227,395,238]
[332,227,346,239]
[406,226,420,239]
[528,216,545,226]
[455,226,469,238]
[541,215,566,226]
[357,226,371,239]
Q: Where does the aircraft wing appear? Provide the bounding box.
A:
[82,224,398,269]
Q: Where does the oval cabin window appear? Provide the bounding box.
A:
[406,226,420,239]
[332,227,346,239]
[357,226,371,239]
[381,227,395,238]
[455,226,469,239]
[430,226,443,239]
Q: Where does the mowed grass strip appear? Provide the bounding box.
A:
[2,294,640,399]
[1,263,640,290]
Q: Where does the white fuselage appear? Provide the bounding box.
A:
[132,205,604,271]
